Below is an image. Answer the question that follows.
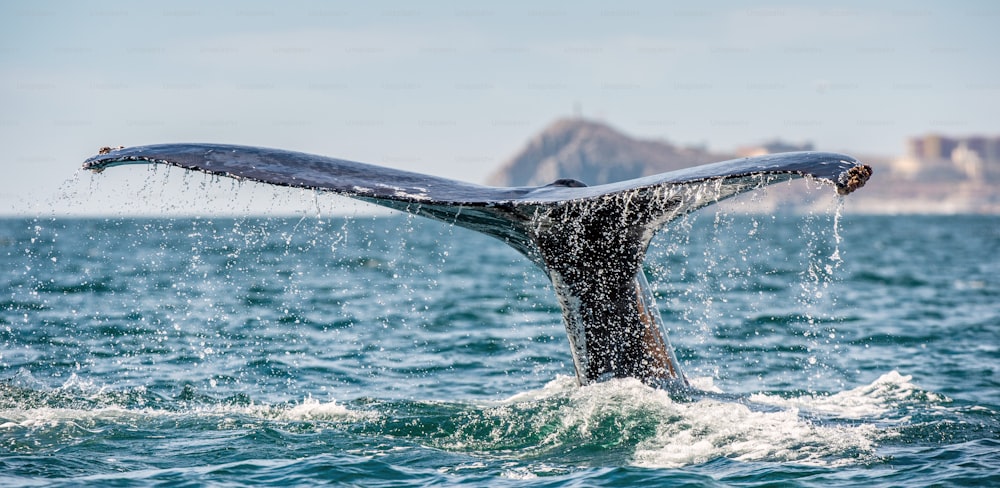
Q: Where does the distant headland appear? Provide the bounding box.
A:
[488,119,999,214]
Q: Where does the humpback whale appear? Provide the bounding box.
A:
[83,144,871,388]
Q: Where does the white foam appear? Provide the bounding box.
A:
[633,372,938,467]
[0,405,147,430]
[0,388,368,431]
[496,374,885,468]
[281,396,355,420]
[749,371,943,418]
[632,398,877,468]
[500,467,539,480]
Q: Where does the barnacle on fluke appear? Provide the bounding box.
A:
[839,164,873,195]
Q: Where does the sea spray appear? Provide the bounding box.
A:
[642,179,853,392]
[427,375,880,468]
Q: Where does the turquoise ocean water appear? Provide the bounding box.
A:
[1,210,998,486]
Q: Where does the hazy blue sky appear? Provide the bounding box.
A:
[2,0,997,214]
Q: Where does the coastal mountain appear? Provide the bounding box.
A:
[487,118,730,187]
[487,118,999,213]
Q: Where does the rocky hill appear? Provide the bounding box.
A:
[487,118,999,213]
[487,118,730,187]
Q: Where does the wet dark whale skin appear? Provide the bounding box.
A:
[84,144,871,387]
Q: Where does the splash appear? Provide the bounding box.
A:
[0,369,952,470]
[282,396,356,421]
[640,180,853,390]
[432,374,889,468]
[750,371,947,419]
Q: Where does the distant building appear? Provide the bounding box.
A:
[897,134,1000,181]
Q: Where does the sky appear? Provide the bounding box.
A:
[2,0,998,215]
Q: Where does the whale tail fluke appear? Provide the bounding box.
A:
[84,144,871,387]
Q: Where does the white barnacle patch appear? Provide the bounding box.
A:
[369,183,430,201]
[394,190,430,201]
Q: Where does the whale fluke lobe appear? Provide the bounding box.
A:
[840,164,873,195]
[84,144,872,387]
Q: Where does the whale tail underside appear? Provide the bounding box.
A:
[84,144,871,387]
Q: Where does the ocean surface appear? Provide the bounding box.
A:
[2,206,998,486]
